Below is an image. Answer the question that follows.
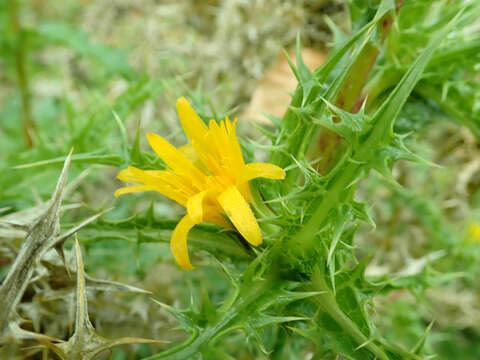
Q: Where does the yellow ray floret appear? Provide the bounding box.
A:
[115,97,285,270]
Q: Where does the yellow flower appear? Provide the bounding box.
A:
[467,223,480,242]
[115,97,285,270]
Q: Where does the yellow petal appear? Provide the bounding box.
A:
[125,167,188,206]
[203,207,232,229]
[114,185,154,198]
[225,118,245,170]
[177,97,209,151]
[139,169,194,196]
[179,144,198,163]
[117,167,140,183]
[239,163,286,184]
[146,132,205,188]
[217,186,262,246]
[187,191,207,224]
[179,144,208,172]
[171,215,196,270]
[209,119,229,159]
[118,166,166,184]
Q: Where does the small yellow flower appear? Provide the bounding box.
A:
[115,97,285,270]
[467,223,480,242]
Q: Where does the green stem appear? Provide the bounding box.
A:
[314,0,404,173]
[335,42,379,112]
[79,226,253,261]
[9,0,34,148]
[309,266,391,360]
[144,277,279,359]
[288,160,360,252]
[362,68,403,112]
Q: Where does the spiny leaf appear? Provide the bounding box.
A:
[248,314,307,329]
[45,208,113,251]
[315,97,368,142]
[0,150,72,335]
[314,3,394,84]
[276,290,326,305]
[38,253,151,295]
[370,10,464,141]
[151,298,197,332]
[283,49,300,84]
[43,236,165,360]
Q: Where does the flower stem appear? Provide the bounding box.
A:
[144,276,279,359]
[314,0,404,173]
[309,266,391,360]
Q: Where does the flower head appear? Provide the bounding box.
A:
[115,97,285,270]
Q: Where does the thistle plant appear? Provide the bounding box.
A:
[105,2,479,359]
[2,0,480,359]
